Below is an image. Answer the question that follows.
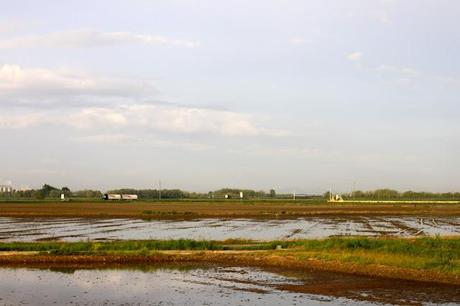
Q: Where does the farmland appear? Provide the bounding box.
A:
[1,200,460,219]
[0,236,459,285]
[1,199,459,304]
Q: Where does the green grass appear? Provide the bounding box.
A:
[289,237,460,273]
[1,237,459,274]
[1,237,458,257]
[294,236,460,258]
[0,239,224,255]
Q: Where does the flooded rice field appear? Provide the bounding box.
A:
[0,265,458,305]
[0,216,458,242]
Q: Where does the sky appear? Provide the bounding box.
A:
[0,0,459,193]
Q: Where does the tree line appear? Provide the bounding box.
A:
[2,184,459,201]
[325,189,460,200]
[106,188,278,199]
[0,184,102,200]
[0,185,279,200]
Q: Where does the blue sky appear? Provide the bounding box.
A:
[0,0,459,193]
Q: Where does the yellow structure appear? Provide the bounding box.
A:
[328,194,344,202]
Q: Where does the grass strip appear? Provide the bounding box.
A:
[0,237,459,274]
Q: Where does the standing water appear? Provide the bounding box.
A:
[0,216,459,242]
[0,265,458,305]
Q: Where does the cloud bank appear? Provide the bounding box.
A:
[0,64,155,107]
[0,64,284,137]
[0,104,284,137]
[0,30,200,49]
[347,51,363,61]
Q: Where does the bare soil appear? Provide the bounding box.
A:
[1,201,460,219]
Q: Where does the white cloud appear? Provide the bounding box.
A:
[376,64,419,76]
[67,104,285,137]
[347,51,363,61]
[0,64,287,137]
[228,145,321,158]
[0,19,28,33]
[73,133,142,144]
[435,75,460,86]
[0,104,286,137]
[74,133,212,151]
[68,107,129,128]
[376,64,460,87]
[0,64,155,106]
[376,65,420,84]
[288,37,311,45]
[379,13,391,24]
[0,30,200,49]
[0,113,46,129]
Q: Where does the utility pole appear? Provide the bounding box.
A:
[352,181,356,200]
[158,180,162,200]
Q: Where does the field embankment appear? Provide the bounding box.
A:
[1,237,459,285]
[1,201,460,219]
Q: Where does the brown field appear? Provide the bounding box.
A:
[1,201,460,219]
[0,202,460,219]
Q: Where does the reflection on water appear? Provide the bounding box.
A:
[0,265,458,305]
[0,216,459,242]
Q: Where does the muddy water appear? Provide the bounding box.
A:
[0,216,459,242]
[0,265,458,305]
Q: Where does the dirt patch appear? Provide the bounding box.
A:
[1,202,460,219]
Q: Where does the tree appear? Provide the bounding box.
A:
[41,184,58,197]
[73,190,102,198]
[32,189,45,199]
[49,190,61,198]
[269,189,276,198]
[61,187,71,197]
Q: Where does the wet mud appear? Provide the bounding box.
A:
[0,216,458,242]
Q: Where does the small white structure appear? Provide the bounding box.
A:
[60,193,65,201]
[0,185,13,193]
[103,193,138,200]
[239,191,244,199]
[106,194,122,200]
[121,194,138,200]
[225,194,230,199]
